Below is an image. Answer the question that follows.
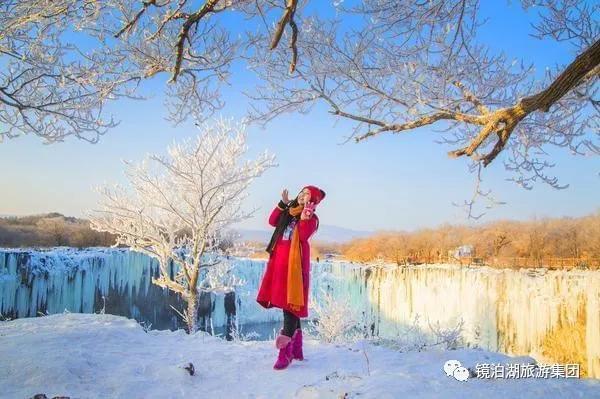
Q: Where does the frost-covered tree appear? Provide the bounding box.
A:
[89,118,276,333]
[308,288,361,343]
[1,0,304,143]
[249,0,599,216]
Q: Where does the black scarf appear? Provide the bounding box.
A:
[266,198,300,254]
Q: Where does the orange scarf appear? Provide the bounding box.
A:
[286,204,305,311]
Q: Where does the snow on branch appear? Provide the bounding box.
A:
[0,1,139,143]
[1,1,309,143]
[308,288,360,343]
[248,0,599,198]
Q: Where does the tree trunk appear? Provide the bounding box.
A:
[186,290,198,334]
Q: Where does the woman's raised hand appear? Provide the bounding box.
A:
[281,188,290,204]
[301,202,314,220]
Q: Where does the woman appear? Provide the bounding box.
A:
[256,185,326,370]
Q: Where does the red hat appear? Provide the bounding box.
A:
[303,185,326,206]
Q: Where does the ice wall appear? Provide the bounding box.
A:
[312,262,600,378]
[0,249,247,332]
[0,248,158,317]
[1,249,598,376]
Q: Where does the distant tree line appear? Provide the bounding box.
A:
[5,212,599,269]
[0,212,241,253]
[0,213,115,248]
[330,212,600,267]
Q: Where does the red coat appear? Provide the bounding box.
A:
[256,205,318,318]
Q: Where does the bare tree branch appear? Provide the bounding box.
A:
[249,0,599,196]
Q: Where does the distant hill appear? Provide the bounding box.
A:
[0,213,115,248]
[235,224,372,244]
[0,213,373,248]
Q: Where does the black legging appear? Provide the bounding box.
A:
[282,309,301,337]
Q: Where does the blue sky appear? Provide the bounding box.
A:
[1,1,598,232]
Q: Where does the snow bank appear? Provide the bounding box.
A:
[0,313,598,399]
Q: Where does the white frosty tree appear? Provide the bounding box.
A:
[308,288,361,343]
[89,118,276,333]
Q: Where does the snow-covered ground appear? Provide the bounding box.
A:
[1,313,598,399]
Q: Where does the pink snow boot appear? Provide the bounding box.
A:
[273,332,293,370]
[291,328,304,361]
